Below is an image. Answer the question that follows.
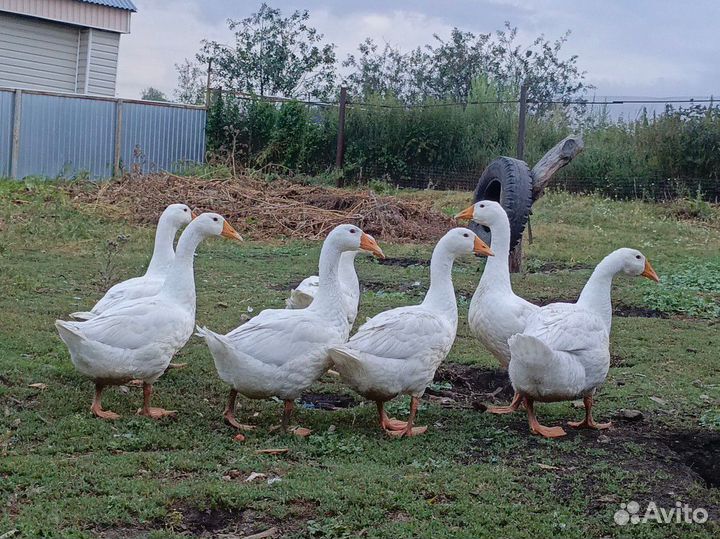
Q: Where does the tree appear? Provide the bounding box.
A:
[487,23,590,111]
[174,59,207,105]
[344,23,589,109]
[140,87,168,102]
[198,3,336,100]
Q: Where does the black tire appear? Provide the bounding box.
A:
[468,157,533,249]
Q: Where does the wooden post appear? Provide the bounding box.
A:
[205,58,213,108]
[516,82,528,160]
[113,100,123,177]
[335,86,347,187]
[10,89,22,179]
[509,82,529,273]
[531,135,585,200]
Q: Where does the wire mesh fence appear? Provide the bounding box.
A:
[206,89,720,201]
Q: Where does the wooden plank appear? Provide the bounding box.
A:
[9,88,21,178]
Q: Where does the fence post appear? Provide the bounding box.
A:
[335,86,347,187]
[113,99,123,177]
[205,58,213,108]
[509,81,529,273]
[10,89,22,179]
[516,81,528,160]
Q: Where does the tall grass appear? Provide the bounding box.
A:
[207,89,720,198]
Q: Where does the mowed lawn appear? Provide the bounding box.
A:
[1,180,719,538]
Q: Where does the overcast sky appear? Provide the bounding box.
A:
[116,0,720,102]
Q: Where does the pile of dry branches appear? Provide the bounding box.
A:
[66,174,457,241]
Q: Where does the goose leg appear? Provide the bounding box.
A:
[568,395,612,430]
[166,363,187,370]
[137,382,177,419]
[486,391,523,414]
[281,400,294,432]
[526,397,566,438]
[223,389,244,429]
[377,401,408,432]
[90,383,120,420]
[388,396,428,437]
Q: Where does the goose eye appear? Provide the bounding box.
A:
[183,208,188,212]
[479,204,485,208]
[463,233,469,237]
[349,229,356,234]
[213,217,218,222]
[635,255,641,260]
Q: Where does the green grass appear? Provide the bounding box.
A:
[1,181,719,538]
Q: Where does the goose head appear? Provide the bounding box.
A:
[614,248,660,282]
[327,224,384,258]
[192,213,243,241]
[454,200,505,227]
[160,203,197,228]
[440,227,494,258]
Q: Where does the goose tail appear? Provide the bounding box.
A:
[328,346,367,381]
[69,311,96,321]
[508,334,585,401]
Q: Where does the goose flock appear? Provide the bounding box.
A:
[56,200,659,439]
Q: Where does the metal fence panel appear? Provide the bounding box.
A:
[0,90,13,177]
[0,87,206,179]
[18,92,116,178]
[121,101,206,174]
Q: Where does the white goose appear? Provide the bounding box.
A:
[71,203,196,320]
[198,224,384,433]
[456,201,539,413]
[329,228,494,437]
[56,213,243,420]
[508,248,659,438]
[285,249,361,325]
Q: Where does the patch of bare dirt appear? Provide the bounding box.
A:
[466,412,720,521]
[377,256,430,267]
[527,261,594,274]
[429,363,514,408]
[299,392,358,410]
[66,174,456,242]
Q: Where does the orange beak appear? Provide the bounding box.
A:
[641,259,659,282]
[455,205,476,220]
[360,232,385,259]
[191,210,199,220]
[221,220,243,241]
[474,235,494,257]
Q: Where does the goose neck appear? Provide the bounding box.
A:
[159,225,203,306]
[480,218,512,291]
[423,243,458,322]
[577,253,623,329]
[145,215,178,277]
[308,242,346,316]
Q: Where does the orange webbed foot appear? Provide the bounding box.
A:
[568,419,612,430]
[386,425,428,437]
[382,417,409,431]
[530,424,567,438]
[91,406,120,420]
[137,407,177,419]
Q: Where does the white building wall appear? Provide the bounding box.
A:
[86,28,119,96]
[0,12,79,92]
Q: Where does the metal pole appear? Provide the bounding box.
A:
[113,100,123,177]
[10,89,22,179]
[335,86,347,187]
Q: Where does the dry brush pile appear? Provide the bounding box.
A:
[66,174,458,242]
